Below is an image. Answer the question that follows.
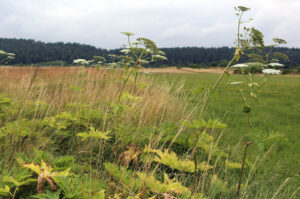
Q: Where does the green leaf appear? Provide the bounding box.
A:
[2,176,20,186]
[52,176,81,198]
[136,38,158,52]
[183,120,206,129]
[0,185,10,196]
[76,127,111,141]
[23,160,70,177]
[30,189,61,199]
[104,163,141,192]
[226,160,242,169]
[137,172,190,195]
[143,147,213,172]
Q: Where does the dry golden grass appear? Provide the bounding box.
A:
[0,66,191,125]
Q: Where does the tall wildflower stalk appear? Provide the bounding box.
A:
[117,32,167,102]
[189,6,248,194]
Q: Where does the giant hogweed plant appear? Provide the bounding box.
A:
[225,6,288,196]
[117,32,167,100]
[164,5,289,197]
[73,32,167,102]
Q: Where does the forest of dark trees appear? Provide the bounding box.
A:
[1,38,300,67]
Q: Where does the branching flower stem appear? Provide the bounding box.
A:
[117,50,144,102]
[133,50,145,94]
[190,9,245,192]
[118,34,150,101]
[237,12,244,49]
[0,57,9,64]
[212,55,237,93]
[118,68,135,103]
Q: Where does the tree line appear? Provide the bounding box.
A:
[0,38,299,67]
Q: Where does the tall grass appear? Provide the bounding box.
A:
[0,66,298,198]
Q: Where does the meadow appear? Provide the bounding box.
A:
[0,66,299,198]
[153,72,300,175]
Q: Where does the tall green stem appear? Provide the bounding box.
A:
[237,12,244,49]
[191,54,236,193]
[211,55,237,92]
[117,68,134,103]
[117,51,144,102]
[133,69,139,94]
[132,51,145,94]
[236,141,252,197]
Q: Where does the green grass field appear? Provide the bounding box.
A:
[0,67,299,198]
[154,73,300,176]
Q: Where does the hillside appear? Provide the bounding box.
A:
[1,38,300,67]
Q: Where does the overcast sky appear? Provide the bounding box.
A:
[0,0,299,49]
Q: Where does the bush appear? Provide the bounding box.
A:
[189,63,200,68]
[281,69,292,75]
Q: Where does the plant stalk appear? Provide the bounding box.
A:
[236,141,252,197]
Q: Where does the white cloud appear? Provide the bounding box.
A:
[0,0,299,48]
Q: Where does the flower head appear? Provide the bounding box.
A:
[262,69,281,75]
[73,59,86,63]
[145,48,153,53]
[231,64,248,68]
[273,38,287,45]
[237,6,250,12]
[268,63,284,67]
[120,49,130,54]
[73,59,90,65]
[230,81,243,85]
[6,53,15,56]
[152,54,167,61]
[121,32,134,36]
[130,41,141,46]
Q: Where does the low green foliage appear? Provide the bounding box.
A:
[143,147,213,172]
[77,127,111,141]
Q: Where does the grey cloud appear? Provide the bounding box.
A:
[0,0,299,49]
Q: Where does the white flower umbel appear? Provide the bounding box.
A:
[262,69,281,75]
[231,64,248,68]
[152,54,167,61]
[268,63,284,67]
[73,59,87,64]
[230,81,243,85]
[130,41,141,46]
[145,48,153,53]
[120,49,130,54]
